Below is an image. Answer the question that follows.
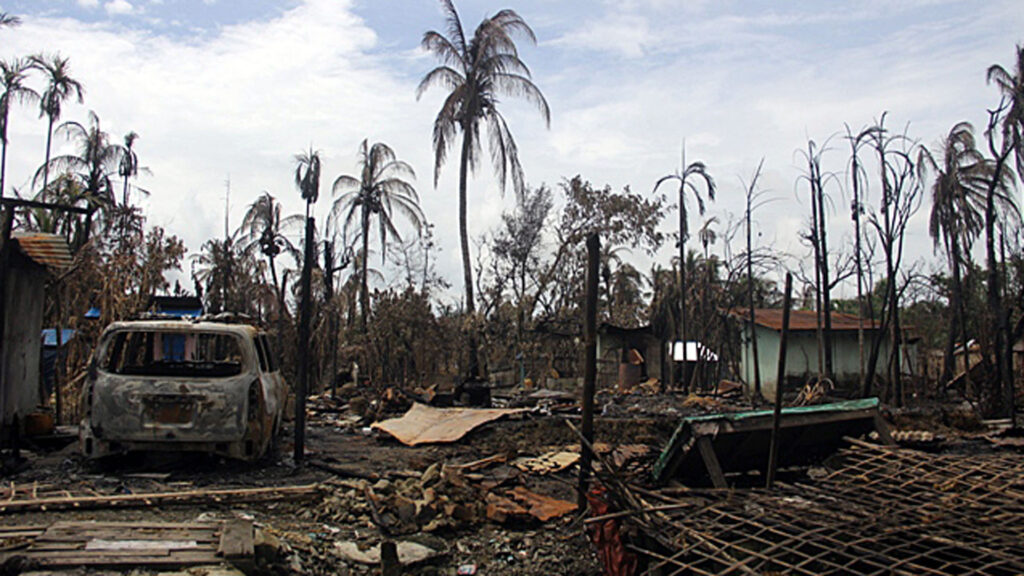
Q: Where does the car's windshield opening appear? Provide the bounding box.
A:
[102,330,245,377]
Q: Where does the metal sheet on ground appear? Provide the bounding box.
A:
[371,403,526,446]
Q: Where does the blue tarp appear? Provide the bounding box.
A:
[42,328,76,348]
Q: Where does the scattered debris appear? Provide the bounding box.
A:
[332,540,441,565]
[596,439,1024,575]
[510,450,579,475]
[371,403,527,446]
[504,486,577,522]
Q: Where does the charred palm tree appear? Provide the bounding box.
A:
[240,192,296,303]
[0,12,20,28]
[332,139,423,330]
[293,147,322,462]
[653,145,715,390]
[117,131,146,207]
[30,54,84,195]
[987,45,1024,179]
[0,58,37,199]
[922,122,998,388]
[35,111,123,242]
[418,0,550,377]
[986,48,1024,417]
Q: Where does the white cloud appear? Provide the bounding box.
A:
[1,0,1022,299]
[104,0,134,16]
[550,12,654,58]
[77,0,100,8]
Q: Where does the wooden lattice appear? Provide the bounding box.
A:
[605,440,1024,576]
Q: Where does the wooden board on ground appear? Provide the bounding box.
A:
[0,520,251,569]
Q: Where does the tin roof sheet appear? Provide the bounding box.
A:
[735,308,880,332]
[11,232,73,268]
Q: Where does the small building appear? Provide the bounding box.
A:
[597,323,666,390]
[1,233,72,442]
[735,309,911,400]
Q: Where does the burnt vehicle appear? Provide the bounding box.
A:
[80,319,287,461]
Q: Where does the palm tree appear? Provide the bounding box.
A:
[332,139,423,330]
[984,49,1024,415]
[30,54,84,194]
[240,191,295,301]
[118,131,144,207]
[418,0,550,377]
[987,45,1024,179]
[36,110,123,209]
[0,13,20,28]
[295,147,321,219]
[0,58,38,198]
[653,145,715,390]
[923,122,992,384]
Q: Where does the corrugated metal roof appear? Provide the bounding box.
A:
[11,232,73,268]
[735,308,880,332]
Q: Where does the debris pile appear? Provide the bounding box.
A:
[313,455,578,536]
[593,439,1024,575]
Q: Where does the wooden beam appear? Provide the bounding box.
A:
[0,197,92,215]
[696,435,728,489]
[0,484,319,514]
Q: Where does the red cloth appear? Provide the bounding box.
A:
[586,485,637,576]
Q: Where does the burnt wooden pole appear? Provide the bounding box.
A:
[0,206,13,432]
[294,216,315,463]
[578,232,600,509]
[323,240,337,399]
[766,272,793,489]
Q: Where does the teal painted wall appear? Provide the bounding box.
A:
[740,324,897,400]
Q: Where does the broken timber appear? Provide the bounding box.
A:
[0,520,252,569]
[653,397,891,485]
[602,440,1024,575]
[0,483,319,514]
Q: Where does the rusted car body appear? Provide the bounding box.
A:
[80,320,286,461]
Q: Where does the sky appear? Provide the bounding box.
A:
[1,0,1022,305]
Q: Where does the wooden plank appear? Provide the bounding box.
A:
[0,525,47,533]
[25,548,176,558]
[0,530,46,538]
[47,520,220,530]
[39,530,219,543]
[217,519,253,559]
[696,435,728,489]
[35,550,222,567]
[0,484,319,514]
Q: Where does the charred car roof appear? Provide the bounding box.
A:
[102,319,263,336]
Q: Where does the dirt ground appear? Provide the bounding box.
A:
[8,387,988,575]
[0,389,694,576]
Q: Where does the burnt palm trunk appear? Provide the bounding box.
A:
[679,197,689,392]
[746,212,761,397]
[360,210,370,331]
[985,162,1009,417]
[852,151,868,396]
[810,187,825,379]
[41,113,55,194]
[815,169,834,377]
[459,126,480,379]
[1,123,8,199]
